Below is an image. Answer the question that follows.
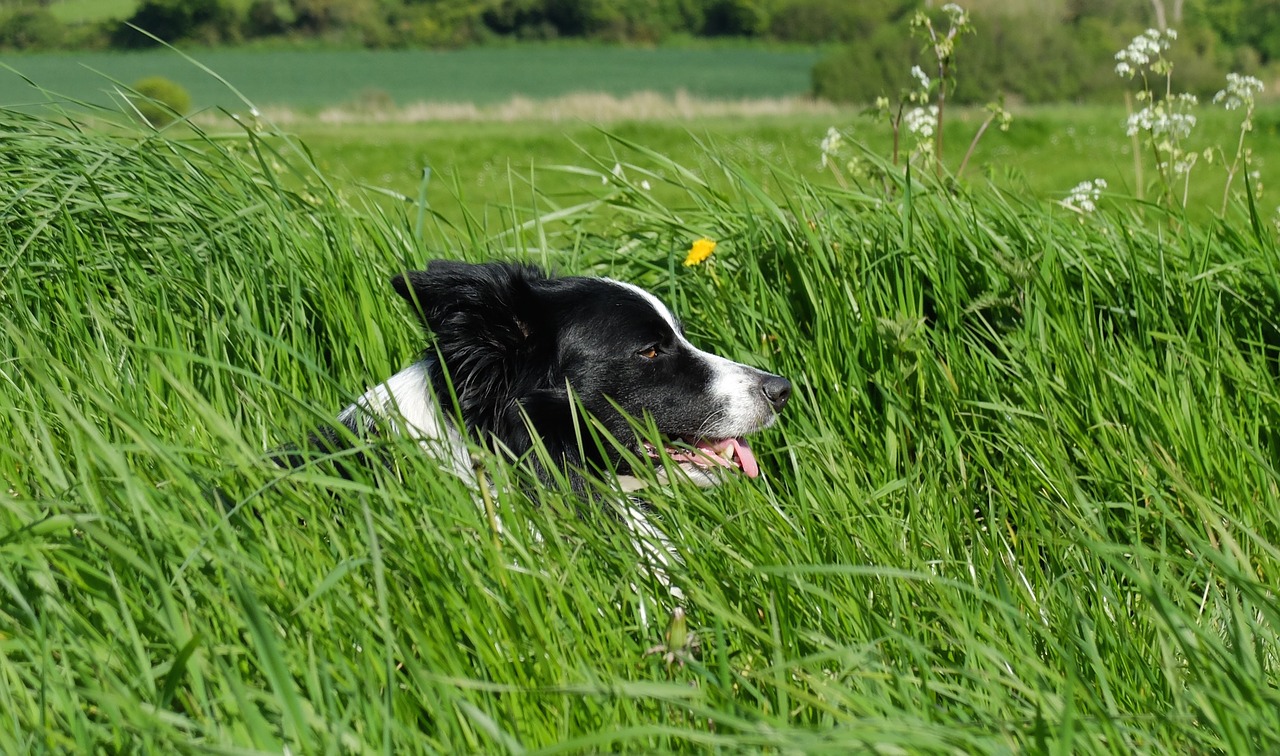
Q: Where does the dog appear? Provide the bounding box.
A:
[297,260,790,596]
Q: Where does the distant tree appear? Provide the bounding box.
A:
[770,0,914,43]
[390,2,490,46]
[244,0,297,36]
[1062,0,1147,25]
[291,0,397,44]
[0,8,63,50]
[811,22,916,103]
[952,13,1088,103]
[481,0,558,37]
[291,0,378,31]
[1198,0,1280,63]
[114,0,238,47]
[702,0,769,36]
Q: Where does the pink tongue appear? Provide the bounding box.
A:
[696,437,760,478]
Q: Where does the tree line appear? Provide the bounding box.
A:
[1,0,1275,105]
[2,0,907,49]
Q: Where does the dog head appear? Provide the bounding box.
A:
[392,260,790,487]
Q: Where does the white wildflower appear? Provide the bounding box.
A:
[1125,106,1196,139]
[1062,178,1108,214]
[905,106,938,139]
[640,179,651,191]
[1115,28,1177,77]
[910,65,931,92]
[941,3,969,25]
[820,126,844,168]
[1214,72,1264,111]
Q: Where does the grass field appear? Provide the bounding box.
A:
[4,71,1280,751]
[280,103,1280,230]
[6,48,1276,227]
[0,47,825,111]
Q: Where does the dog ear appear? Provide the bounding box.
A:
[391,260,546,345]
[391,260,550,420]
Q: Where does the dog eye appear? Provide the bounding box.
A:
[638,346,659,360]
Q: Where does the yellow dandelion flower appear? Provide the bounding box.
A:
[683,238,717,267]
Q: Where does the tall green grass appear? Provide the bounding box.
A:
[3,98,1280,752]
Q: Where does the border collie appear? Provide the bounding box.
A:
[295,260,790,599]
[314,260,791,495]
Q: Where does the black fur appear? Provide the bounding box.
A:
[289,260,790,491]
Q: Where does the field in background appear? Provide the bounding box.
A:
[6,48,1276,227]
[281,104,1280,229]
[0,46,825,111]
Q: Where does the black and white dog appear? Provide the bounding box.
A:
[319,260,791,495]
[298,260,790,595]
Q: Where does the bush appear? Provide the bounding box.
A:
[128,76,192,128]
[770,0,913,43]
[811,22,915,104]
[63,19,113,51]
[390,5,488,47]
[811,10,1237,106]
[0,8,64,50]
[113,0,238,47]
[702,0,768,36]
[243,0,296,36]
[950,14,1088,104]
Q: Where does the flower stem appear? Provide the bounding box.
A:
[957,115,994,179]
[1221,114,1251,214]
[1125,91,1144,201]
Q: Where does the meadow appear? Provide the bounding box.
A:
[4,55,1280,753]
[286,104,1280,229]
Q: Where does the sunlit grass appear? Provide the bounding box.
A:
[3,94,1280,752]
[279,102,1280,230]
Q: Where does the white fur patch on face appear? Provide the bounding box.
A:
[698,350,779,437]
[608,279,681,332]
[607,278,776,438]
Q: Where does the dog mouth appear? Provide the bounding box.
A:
[643,436,760,478]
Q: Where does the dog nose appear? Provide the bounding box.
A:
[761,375,792,411]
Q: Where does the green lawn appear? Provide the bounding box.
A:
[4,84,1280,751]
